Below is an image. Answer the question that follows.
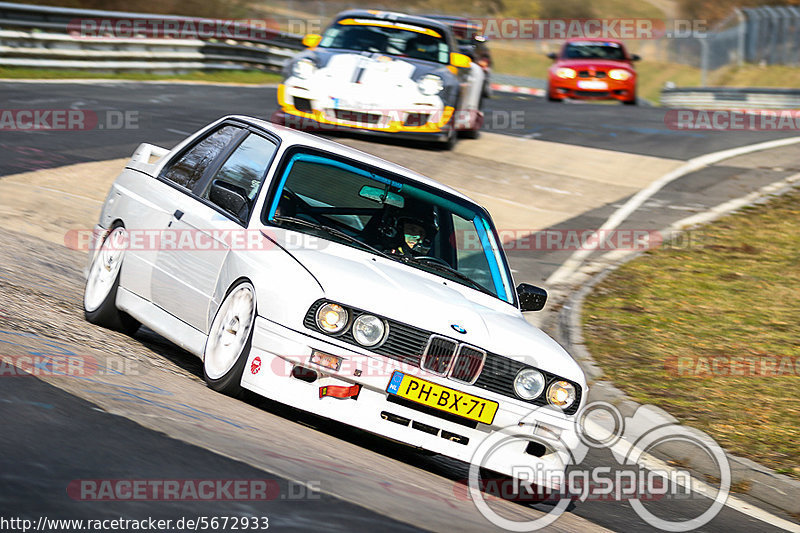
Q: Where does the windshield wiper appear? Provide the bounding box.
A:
[398,254,497,297]
[272,215,391,259]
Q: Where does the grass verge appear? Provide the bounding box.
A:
[0,67,282,85]
[583,187,800,479]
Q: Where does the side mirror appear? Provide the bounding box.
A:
[450,52,471,68]
[517,283,547,312]
[209,180,249,219]
[302,33,322,48]
[546,52,557,60]
[631,54,641,61]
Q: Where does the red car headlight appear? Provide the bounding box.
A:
[609,69,633,81]
[555,67,577,79]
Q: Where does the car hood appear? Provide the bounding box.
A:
[289,49,458,103]
[278,235,583,381]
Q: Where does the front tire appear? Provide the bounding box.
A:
[203,281,256,396]
[83,225,140,335]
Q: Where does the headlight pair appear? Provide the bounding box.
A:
[513,367,577,410]
[315,302,386,347]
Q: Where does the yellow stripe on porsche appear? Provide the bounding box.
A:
[338,18,442,38]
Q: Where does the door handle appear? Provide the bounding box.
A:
[173,209,184,220]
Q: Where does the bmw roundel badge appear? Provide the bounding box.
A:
[451,324,467,334]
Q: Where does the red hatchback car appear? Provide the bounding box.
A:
[546,38,640,105]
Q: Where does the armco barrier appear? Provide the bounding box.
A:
[661,86,800,109]
[0,1,303,72]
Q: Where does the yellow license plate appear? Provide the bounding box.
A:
[386,371,498,425]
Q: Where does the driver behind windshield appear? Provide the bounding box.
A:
[386,207,439,258]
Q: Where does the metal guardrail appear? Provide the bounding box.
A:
[661,86,800,109]
[0,1,304,72]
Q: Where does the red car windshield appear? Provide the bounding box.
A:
[563,42,626,60]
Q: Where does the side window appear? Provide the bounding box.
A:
[201,133,277,220]
[160,125,241,191]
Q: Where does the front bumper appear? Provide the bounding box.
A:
[242,317,582,485]
[548,76,635,101]
[276,83,455,139]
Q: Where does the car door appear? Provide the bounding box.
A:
[117,124,242,301]
[151,129,278,333]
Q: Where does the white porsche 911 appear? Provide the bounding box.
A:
[274,9,485,149]
[84,116,586,484]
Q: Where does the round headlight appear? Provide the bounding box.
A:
[417,74,444,96]
[352,314,386,347]
[293,58,316,79]
[547,380,577,409]
[316,303,348,333]
[608,68,632,81]
[555,67,577,79]
[513,368,546,400]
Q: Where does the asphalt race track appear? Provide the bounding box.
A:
[1,81,799,533]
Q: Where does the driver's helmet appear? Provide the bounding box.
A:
[396,208,439,256]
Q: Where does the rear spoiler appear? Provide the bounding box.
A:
[126,142,170,175]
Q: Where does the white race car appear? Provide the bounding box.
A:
[274,10,484,149]
[84,116,586,486]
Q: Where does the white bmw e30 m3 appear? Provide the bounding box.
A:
[84,115,586,484]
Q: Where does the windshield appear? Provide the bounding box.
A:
[319,18,451,64]
[563,41,626,60]
[265,149,514,304]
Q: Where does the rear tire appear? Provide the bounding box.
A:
[203,281,257,397]
[83,225,140,335]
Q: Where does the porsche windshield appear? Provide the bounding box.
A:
[319,18,451,64]
[265,149,514,304]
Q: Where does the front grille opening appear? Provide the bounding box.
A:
[333,109,381,125]
[450,346,485,384]
[525,441,548,457]
[412,421,439,435]
[386,395,478,429]
[291,365,317,383]
[441,430,469,445]
[422,335,457,375]
[381,411,411,426]
[404,113,430,127]
[293,97,313,113]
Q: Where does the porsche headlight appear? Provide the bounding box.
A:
[293,58,316,80]
[547,380,577,409]
[513,368,546,400]
[316,303,348,333]
[555,67,577,79]
[352,314,386,347]
[417,74,444,96]
[609,69,632,81]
